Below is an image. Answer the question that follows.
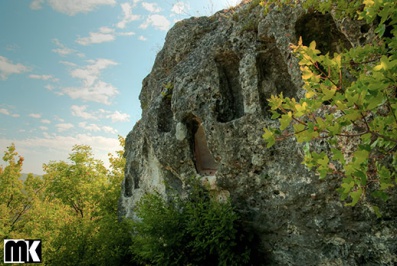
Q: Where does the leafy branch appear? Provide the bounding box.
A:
[263,0,397,216]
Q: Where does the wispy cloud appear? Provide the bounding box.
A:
[71,105,97,120]
[52,39,84,57]
[102,126,117,134]
[56,123,74,132]
[69,59,117,86]
[61,59,118,105]
[29,113,42,119]
[41,119,51,124]
[78,122,101,132]
[0,108,20,118]
[117,2,140,29]
[78,122,117,134]
[76,27,116,45]
[138,35,147,41]
[62,82,118,105]
[76,27,134,46]
[71,105,130,123]
[31,0,116,15]
[140,14,170,31]
[30,0,44,10]
[171,2,190,15]
[106,110,130,122]
[29,74,59,82]
[142,2,161,13]
[0,56,30,80]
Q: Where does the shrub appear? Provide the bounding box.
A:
[130,178,253,266]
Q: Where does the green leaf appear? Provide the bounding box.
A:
[263,128,276,148]
[346,188,362,206]
[375,23,386,37]
[373,55,390,71]
[331,148,345,164]
[322,86,337,101]
[353,149,369,165]
[271,112,281,119]
[354,170,367,186]
[280,112,292,130]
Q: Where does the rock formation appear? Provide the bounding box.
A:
[120,2,397,265]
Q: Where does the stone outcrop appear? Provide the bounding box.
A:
[120,2,397,265]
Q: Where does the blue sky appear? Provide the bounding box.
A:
[0,0,240,174]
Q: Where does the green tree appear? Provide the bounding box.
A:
[42,138,132,265]
[262,0,397,215]
[0,144,45,239]
[0,137,132,265]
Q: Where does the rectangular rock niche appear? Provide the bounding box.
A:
[186,116,218,176]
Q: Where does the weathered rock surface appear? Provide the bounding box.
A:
[120,2,397,265]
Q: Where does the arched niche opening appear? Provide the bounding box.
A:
[295,13,351,55]
[185,116,218,176]
[124,162,140,197]
[215,51,244,122]
[256,47,297,118]
[157,91,173,133]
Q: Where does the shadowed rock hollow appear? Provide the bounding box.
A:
[119,2,397,265]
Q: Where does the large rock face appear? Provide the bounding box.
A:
[120,2,397,265]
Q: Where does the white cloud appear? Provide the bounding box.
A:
[39,126,48,131]
[107,111,130,122]
[142,2,161,13]
[78,122,117,134]
[71,105,97,120]
[140,14,170,31]
[45,84,55,91]
[118,31,135,36]
[52,39,84,57]
[0,108,20,118]
[30,0,45,10]
[62,82,118,105]
[56,123,74,132]
[79,122,101,132]
[41,119,51,124]
[69,58,117,86]
[59,60,77,67]
[171,2,189,15]
[102,126,117,134]
[76,28,115,46]
[46,0,116,16]
[117,2,140,29]
[138,35,147,41]
[61,59,118,105]
[0,56,30,80]
[76,27,134,46]
[29,113,41,119]
[29,74,59,82]
[0,108,10,116]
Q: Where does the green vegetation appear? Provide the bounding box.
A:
[0,140,255,265]
[161,82,174,99]
[262,0,397,215]
[0,137,132,265]
[131,178,253,266]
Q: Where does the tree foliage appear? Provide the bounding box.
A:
[0,137,133,265]
[262,0,397,215]
[131,178,253,266]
